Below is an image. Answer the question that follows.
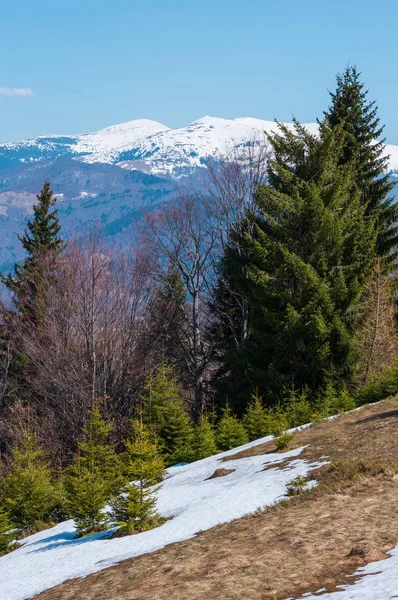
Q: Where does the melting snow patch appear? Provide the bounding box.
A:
[294,546,398,599]
[0,436,323,600]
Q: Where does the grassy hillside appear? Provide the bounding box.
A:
[34,396,398,600]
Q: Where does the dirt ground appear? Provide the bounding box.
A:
[36,397,398,600]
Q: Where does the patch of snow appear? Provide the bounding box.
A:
[0,437,324,600]
[294,544,398,599]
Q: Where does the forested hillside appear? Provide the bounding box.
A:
[1,66,398,599]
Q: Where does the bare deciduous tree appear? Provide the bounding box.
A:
[140,192,218,419]
[203,138,269,353]
[353,259,398,385]
[2,228,154,459]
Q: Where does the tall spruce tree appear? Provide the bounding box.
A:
[210,235,253,413]
[215,121,377,406]
[323,66,397,263]
[3,180,63,318]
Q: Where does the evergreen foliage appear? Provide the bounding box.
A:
[354,364,398,406]
[274,431,294,450]
[77,407,123,497]
[210,238,252,413]
[149,263,186,364]
[64,407,122,536]
[192,415,217,460]
[2,428,55,529]
[0,507,15,554]
[283,387,313,428]
[143,362,194,465]
[215,120,377,405]
[111,418,164,535]
[64,451,109,536]
[243,391,270,440]
[3,180,64,318]
[216,404,248,451]
[323,66,397,262]
[160,399,194,465]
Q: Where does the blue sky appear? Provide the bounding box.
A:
[1,0,398,142]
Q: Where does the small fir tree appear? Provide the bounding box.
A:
[243,391,269,440]
[216,404,248,451]
[2,428,55,530]
[143,361,194,465]
[0,507,15,554]
[64,450,109,536]
[335,386,356,413]
[161,401,194,465]
[78,407,123,497]
[64,407,122,536]
[283,387,313,427]
[192,415,217,460]
[111,418,164,535]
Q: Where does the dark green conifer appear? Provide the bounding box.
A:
[149,263,186,365]
[215,121,377,403]
[323,66,397,263]
[3,180,63,321]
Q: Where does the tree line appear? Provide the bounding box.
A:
[0,66,397,496]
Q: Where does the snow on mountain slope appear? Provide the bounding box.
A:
[74,119,170,163]
[0,115,396,273]
[88,116,322,175]
[0,437,323,600]
[1,116,396,177]
[0,119,169,170]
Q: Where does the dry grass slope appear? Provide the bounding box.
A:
[36,397,398,600]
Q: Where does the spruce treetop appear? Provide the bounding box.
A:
[323,66,397,262]
[18,180,63,258]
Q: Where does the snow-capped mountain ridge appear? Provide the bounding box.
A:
[2,116,398,176]
[0,115,397,273]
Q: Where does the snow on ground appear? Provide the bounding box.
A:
[293,544,398,600]
[0,436,323,600]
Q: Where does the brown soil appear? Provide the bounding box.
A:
[206,467,235,480]
[35,397,398,600]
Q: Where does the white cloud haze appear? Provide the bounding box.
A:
[0,87,34,98]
